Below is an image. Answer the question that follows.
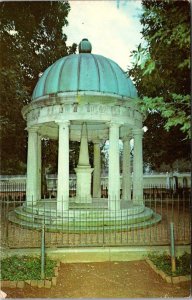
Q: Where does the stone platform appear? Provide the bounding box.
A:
[8,199,161,232]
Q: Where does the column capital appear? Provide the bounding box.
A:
[122,130,132,142]
[26,126,39,133]
[132,128,144,136]
[56,120,70,127]
[92,139,100,145]
[108,121,121,129]
[122,136,132,143]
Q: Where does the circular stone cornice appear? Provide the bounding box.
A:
[24,103,143,132]
[22,91,139,119]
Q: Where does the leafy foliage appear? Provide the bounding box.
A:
[143,114,190,171]
[129,0,190,170]
[0,1,76,174]
[140,94,190,134]
[0,255,57,280]
[148,252,190,276]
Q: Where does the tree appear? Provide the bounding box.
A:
[143,114,190,172]
[0,1,76,174]
[129,0,190,170]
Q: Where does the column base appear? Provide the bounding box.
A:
[75,196,92,204]
[93,191,101,199]
[133,200,144,206]
[122,197,131,202]
[108,198,121,211]
[57,197,69,211]
[26,196,37,206]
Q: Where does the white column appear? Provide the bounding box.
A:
[26,127,38,205]
[108,122,120,210]
[132,128,144,205]
[57,121,70,211]
[122,134,132,201]
[93,140,101,198]
[37,134,42,201]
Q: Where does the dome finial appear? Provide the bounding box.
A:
[79,38,92,53]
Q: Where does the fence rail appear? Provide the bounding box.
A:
[0,181,190,201]
[0,194,190,249]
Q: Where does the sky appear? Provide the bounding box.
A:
[64,0,143,71]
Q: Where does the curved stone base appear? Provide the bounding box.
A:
[8,199,161,232]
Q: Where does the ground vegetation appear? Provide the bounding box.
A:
[148,252,190,276]
[1,255,56,280]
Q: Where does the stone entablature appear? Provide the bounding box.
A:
[22,94,143,142]
[23,95,143,128]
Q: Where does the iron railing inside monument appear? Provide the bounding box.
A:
[0,181,190,201]
[0,193,190,249]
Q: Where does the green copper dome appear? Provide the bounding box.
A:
[32,39,137,101]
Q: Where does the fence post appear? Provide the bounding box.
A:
[170,222,176,273]
[5,200,9,241]
[41,221,45,280]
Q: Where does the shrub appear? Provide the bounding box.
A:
[148,252,190,276]
[0,255,57,281]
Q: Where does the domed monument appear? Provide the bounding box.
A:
[9,39,161,231]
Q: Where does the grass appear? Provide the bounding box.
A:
[148,252,191,276]
[0,255,57,281]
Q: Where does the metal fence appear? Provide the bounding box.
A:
[0,181,190,201]
[0,189,190,249]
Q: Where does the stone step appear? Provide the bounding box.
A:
[8,206,161,232]
[13,206,153,225]
[8,210,161,232]
[22,202,145,217]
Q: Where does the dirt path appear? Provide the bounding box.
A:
[4,260,191,298]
